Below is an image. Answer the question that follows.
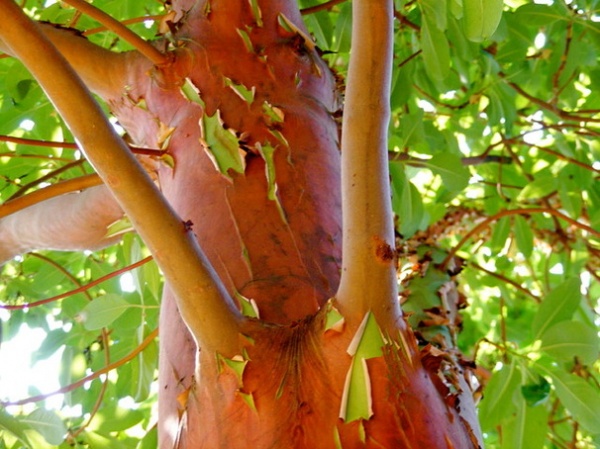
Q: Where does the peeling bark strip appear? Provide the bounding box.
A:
[0,0,482,446]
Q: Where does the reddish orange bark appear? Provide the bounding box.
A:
[2,0,483,446]
[98,1,482,447]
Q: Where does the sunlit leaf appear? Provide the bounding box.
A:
[548,369,600,435]
[513,215,533,258]
[390,162,425,238]
[22,408,66,446]
[517,175,558,201]
[462,0,504,42]
[421,17,450,80]
[80,294,130,330]
[540,320,599,365]
[478,361,521,430]
[0,408,31,447]
[501,397,548,449]
[532,278,581,340]
[423,153,470,192]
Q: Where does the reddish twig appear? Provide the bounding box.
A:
[301,0,346,15]
[0,328,158,406]
[0,256,154,310]
[441,207,600,270]
[60,0,169,65]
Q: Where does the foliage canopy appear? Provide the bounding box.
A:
[0,0,599,448]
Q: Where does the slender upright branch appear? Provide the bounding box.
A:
[336,0,400,326]
[0,1,243,356]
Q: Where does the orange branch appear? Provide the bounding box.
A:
[0,174,102,219]
[8,160,87,200]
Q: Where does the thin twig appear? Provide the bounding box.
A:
[60,0,169,66]
[0,328,158,406]
[301,0,346,15]
[469,261,540,303]
[0,256,153,310]
[84,14,165,36]
[8,159,87,200]
[440,207,600,270]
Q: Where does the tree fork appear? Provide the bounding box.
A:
[0,0,244,356]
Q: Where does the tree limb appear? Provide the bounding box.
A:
[0,22,136,99]
[336,0,401,327]
[0,185,123,265]
[0,1,243,356]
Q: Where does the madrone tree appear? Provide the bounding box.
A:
[1,0,599,448]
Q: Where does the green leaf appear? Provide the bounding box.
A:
[236,292,260,318]
[532,278,581,340]
[514,3,562,27]
[540,320,599,365]
[332,3,352,53]
[421,0,448,31]
[513,215,533,258]
[478,361,521,430]
[424,153,470,192]
[502,398,548,449]
[549,369,600,434]
[80,294,130,330]
[517,175,558,201]
[0,408,31,447]
[490,216,511,252]
[324,301,344,332]
[462,0,504,42]
[22,409,66,446]
[224,77,255,105]
[521,377,550,407]
[390,162,425,238]
[93,406,144,433]
[421,18,451,80]
[130,331,158,402]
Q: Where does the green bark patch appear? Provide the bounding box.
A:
[339,311,386,422]
[324,300,344,333]
[200,109,246,179]
[237,28,255,54]
[224,77,255,105]
[179,77,205,107]
[236,291,260,318]
[248,0,263,27]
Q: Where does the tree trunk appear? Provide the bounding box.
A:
[0,0,483,447]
